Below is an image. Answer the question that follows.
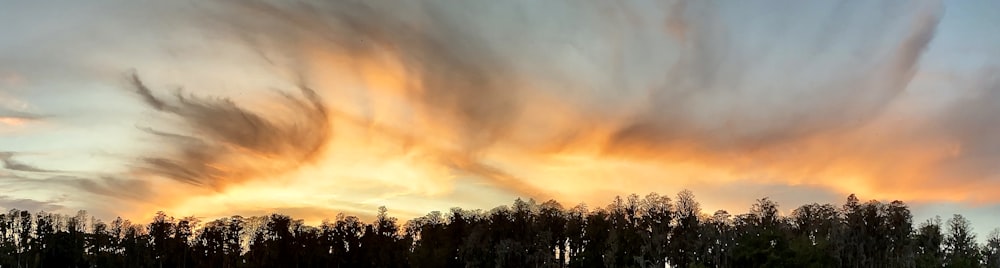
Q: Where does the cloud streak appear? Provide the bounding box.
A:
[0,152,55,173]
[0,195,63,212]
[127,72,330,188]
[0,109,43,127]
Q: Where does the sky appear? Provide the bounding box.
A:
[1,0,999,234]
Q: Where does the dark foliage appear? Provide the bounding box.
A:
[0,191,997,267]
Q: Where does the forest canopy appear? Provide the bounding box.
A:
[1,191,999,268]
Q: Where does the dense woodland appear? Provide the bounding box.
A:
[1,191,998,268]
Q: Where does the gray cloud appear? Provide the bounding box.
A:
[609,1,942,154]
[0,108,45,127]
[213,0,943,156]
[931,71,1000,185]
[75,176,153,201]
[0,152,55,172]
[113,0,949,197]
[0,195,64,212]
[0,109,44,120]
[223,1,526,151]
[4,0,970,207]
[0,172,150,219]
[7,0,1000,225]
[108,0,566,197]
[127,72,330,188]
[0,173,151,201]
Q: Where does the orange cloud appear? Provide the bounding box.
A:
[93,0,1000,224]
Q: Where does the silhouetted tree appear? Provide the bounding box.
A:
[538,200,568,267]
[193,218,227,267]
[0,212,16,265]
[16,209,33,268]
[639,193,672,267]
[329,213,365,267]
[789,203,841,267]
[90,218,117,267]
[578,208,610,267]
[564,204,588,267]
[669,189,703,267]
[149,211,177,268]
[916,217,946,268]
[0,191,996,268]
[701,209,733,268]
[605,195,643,267]
[841,194,870,268]
[944,214,981,268]
[359,206,410,267]
[406,211,452,267]
[983,229,1000,268]
[886,200,915,267]
[732,198,793,267]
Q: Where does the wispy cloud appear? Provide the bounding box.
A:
[118,0,969,209]
[0,108,43,127]
[8,0,1000,223]
[127,72,330,188]
[0,195,63,212]
[0,152,55,172]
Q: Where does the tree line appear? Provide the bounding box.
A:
[1,191,998,267]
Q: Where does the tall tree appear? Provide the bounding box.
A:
[639,193,672,267]
[175,216,198,268]
[861,200,888,267]
[670,189,703,267]
[149,211,177,268]
[944,214,981,268]
[732,198,792,267]
[916,217,946,268]
[885,200,915,267]
[789,203,841,267]
[537,199,568,267]
[982,229,1000,268]
[360,206,410,268]
[0,192,997,267]
[702,209,733,268]
[225,216,245,267]
[578,208,610,268]
[0,212,16,265]
[840,194,870,268]
[193,218,227,267]
[406,211,452,268]
[605,195,643,267]
[15,209,33,268]
[565,204,588,267]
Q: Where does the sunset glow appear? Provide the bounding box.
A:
[2,0,999,233]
